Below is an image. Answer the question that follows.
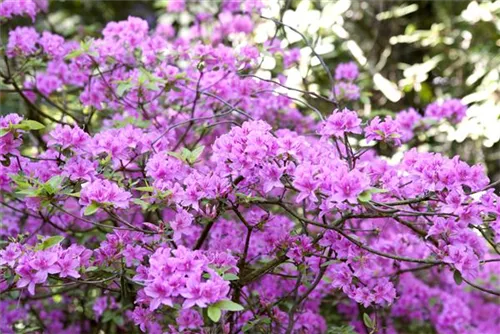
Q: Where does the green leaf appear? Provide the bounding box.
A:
[84,202,100,216]
[102,310,114,323]
[40,236,64,250]
[168,146,205,165]
[370,188,388,194]
[100,154,111,166]
[10,174,29,188]
[132,198,150,211]
[174,73,186,80]
[17,326,42,334]
[52,294,63,303]
[65,49,84,60]
[453,270,463,285]
[167,151,183,161]
[180,148,191,159]
[363,313,375,329]
[214,300,244,311]
[139,67,155,80]
[134,186,154,192]
[113,315,124,326]
[145,82,160,91]
[357,191,372,203]
[21,120,45,130]
[0,128,10,137]
[207,305,221,322]
[236,193,266,204]
[357,187,388,203]
[43,175,64,195]
[326,325,357,334]
[242,317,271,332]
[80,38,93,51]
[223,273,239,281]
[16,188,40,197]
[320,259,341,267]
[189,145,205,163]
[116,81,132,97]
[154,0,168,9]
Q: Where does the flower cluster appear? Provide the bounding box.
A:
[319,108,362,138]
[334,62,361,101]
[0,2,498,334]
[0,0,48,21]
[80,179,132,211]
[365,116,403,146]
[1,242,91,295]
[136,246,231,310]
[425,98,468,124]
[335,61,359,81]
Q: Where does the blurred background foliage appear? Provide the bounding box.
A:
[1,0,500,182]
[258,0,500,184]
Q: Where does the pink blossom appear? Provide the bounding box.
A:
[319,108,362,138]
[6,26,39,57]
[80,179,132,210]
[335,61,359,81]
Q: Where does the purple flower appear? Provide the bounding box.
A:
[47,124,91,151]
[35,73,62,96]
[365,116,403,146]
[0,243,22,266]
[79,179,132,210]
[0,113,23,129]
[283,48,301,68]
[0,0,47,21]
[62,156,96,181]
[427,217,456,238]
[31,250,60,282]
[352,287,374,308]
[92,297,108,319]
[330,263,352,291]
[57,253,80,278]
[16,263,40,295]
[293,163,319,203]
[6,26,39,57]
[39,32,65,58]
[372,279,396,305]
[144,279,174,310]
[123,245,147,267]
[330,168,370,203]
[16,250,61,295]
[335,61,359,81]
[166,0,185,12]
[395,107,423,142]
[319,108,362,138]
[425,99,467,124]
[334,82,360,101]
[131,306,155,332]
[170,209,194,239]
[176,309,203,331]
[259,163,284,193]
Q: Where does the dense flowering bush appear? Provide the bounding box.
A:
[0,1,499,333]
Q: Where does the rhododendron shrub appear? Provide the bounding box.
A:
[0,1,499,334]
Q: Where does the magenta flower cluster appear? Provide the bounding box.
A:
[334,62,361,101]
[0,1,498,334]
